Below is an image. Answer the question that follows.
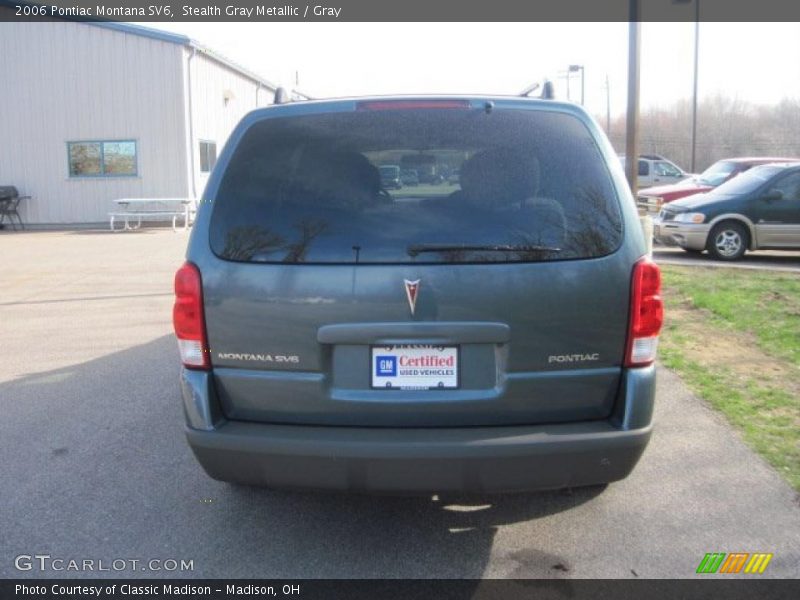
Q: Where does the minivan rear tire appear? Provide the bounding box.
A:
[707,221,748,261]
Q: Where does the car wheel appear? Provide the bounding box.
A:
[707,221,748,261]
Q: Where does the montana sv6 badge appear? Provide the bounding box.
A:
[217,352,299,363]
[404,279,420,315]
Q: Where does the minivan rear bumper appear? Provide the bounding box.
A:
[187,420,651,493]
[181,366,656,493]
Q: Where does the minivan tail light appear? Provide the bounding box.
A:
[625,258,663,367]
[356,99,471,111]
[173,262,209,369]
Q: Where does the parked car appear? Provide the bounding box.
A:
[400,169,419,186]
[619,154,692,189]
[638,156,800,213]
[400,153,439,184]
[379,165,402,189]
[174,95,662,493]
[654,162,800,260]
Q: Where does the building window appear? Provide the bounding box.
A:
[199,141,217,173]
[68,140,137,177]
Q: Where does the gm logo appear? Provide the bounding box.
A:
[696,552,773,574]
[375,356,397,377]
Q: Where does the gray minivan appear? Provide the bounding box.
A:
[173,96,663,493]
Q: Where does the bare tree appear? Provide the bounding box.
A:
[604,95,800,172]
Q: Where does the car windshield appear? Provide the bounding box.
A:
[711,165,784,196]
[210,107,623,264]
[697,161,737,186]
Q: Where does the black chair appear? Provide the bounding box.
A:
[0,186,28,230]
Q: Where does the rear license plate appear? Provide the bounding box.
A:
[371,345,459,390]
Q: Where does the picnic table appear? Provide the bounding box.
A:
[110,198,196,232]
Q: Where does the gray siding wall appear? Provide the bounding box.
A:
[0,21,188,224]
[183,49,275,198]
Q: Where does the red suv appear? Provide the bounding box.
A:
[638,157,800,213]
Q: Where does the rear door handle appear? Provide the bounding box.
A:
[317,322,511,345]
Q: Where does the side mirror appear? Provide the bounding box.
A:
[763,190,783,201]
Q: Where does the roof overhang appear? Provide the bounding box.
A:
[86,21,278,91]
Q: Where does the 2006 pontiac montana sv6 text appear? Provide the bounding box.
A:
[173,96,663,493]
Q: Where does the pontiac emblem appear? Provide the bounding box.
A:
[404,279,420,315]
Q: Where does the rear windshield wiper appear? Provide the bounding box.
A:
[407,243,562,257]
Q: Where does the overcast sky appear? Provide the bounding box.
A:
[135,22,800,117]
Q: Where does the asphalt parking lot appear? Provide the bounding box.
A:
[653,245,800,272]
[1,230,799,579]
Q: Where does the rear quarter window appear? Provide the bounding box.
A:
[209,106,623,264]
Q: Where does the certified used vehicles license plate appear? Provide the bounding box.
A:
[371,345,459,389]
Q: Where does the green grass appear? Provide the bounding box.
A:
[660,266,800,490]
[661,266,800,367]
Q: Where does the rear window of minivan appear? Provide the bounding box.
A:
[209,107,622,264]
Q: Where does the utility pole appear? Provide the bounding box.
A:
[605,74,611,134]
[568,65,585,105]
[624,3,641,195]
[690,1,700,172]
[674,0,700,171]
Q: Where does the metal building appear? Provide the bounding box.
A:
[0,20,278,226]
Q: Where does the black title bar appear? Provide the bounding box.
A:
[4,579,800,600]
[3,0,800,22]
